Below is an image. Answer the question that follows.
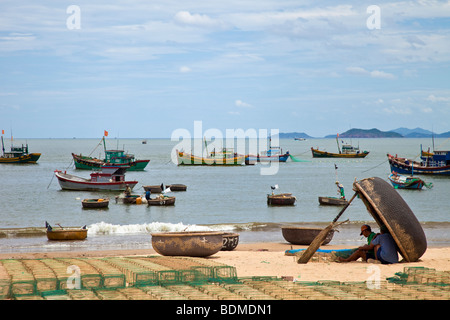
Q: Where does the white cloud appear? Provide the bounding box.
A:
[235,100,253,108]
[427,94,450,102]
[174,11,226,29]
[346,67,396,79]
[179,66,191,73]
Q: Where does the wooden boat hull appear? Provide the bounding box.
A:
[151,231,223,257]
[0,153,41,164]
[143,185,163,193]
[177,150,245,166]
[282,227,334,245]
[47,229,87,241]
[72,153,149,171]
[318,196,348,206]
[245,154,289,165]
[166,184,187,191]
[55,171,138,191]
[311,147,369,158]
[221,233,239,251]
[388,174,424,189]
[267,193,296,206]
[147,196,176,206]
[388,154,450,175]
[82,198,109,208]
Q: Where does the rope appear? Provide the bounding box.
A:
[361,159,387,173]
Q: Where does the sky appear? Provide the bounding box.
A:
[1,1,449,138]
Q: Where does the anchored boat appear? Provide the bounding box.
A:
[72,136,149,171]
[0,136,41,164]
[54,166,138,191]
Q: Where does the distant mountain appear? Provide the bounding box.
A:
[277,127,449,139]
[326,128,402,138]
[390,127,434,138]
[275,132,313,139]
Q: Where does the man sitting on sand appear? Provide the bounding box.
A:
[338,224,377,262]
[369,225,399,264]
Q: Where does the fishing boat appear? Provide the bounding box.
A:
[0,136,41,164]
[46,222,88,241]
[245,148,290,164]
[388,152,450,176]
[267,193,296,206]
[176,148,245,165]
[318,196,348,206]
[388,172,432,190]
[311,135,369,158]
[72,136,149,171]
[147,195,176,206]
[54,166,138,191]
[82,198,110,208]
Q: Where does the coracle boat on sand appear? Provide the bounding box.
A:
[282,227,334,245]
[151,231,223,257]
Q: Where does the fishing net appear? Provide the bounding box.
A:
[1,257,449,300]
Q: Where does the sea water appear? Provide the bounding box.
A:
[0,137,449,253]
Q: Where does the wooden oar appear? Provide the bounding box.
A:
[297,192,358,264]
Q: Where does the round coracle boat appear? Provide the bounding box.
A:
[47,228,88,241]
[267,193,296,206]
[151,231,223,257]
[82,198,109,209]
[353,177,427,262]
[221,232,240,251]
[282,227,334,245]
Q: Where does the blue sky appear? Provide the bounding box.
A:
[1,1,449,138]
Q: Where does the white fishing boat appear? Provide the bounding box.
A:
[54,166,138,191]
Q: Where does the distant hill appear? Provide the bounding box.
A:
[275,132,313,139]
[277,127,449,138]
[390,127,433,138]
[326,128,402,138]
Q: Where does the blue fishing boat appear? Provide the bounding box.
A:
[388,172,432,190]
[245,139,290,165]
[388,148,450,176]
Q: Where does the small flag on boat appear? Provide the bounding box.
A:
[1,130,4,135]
[104,130,108,137]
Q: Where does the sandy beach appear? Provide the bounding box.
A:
[1,242,449,284]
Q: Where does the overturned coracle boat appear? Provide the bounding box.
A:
[282,227,334,245]
[45,222,87,241]
[267,193,296,206]
[151,231,223,257]
[353,177,427,262]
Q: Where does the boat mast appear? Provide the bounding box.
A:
[1,135,4,156]
[336,134,341,154]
